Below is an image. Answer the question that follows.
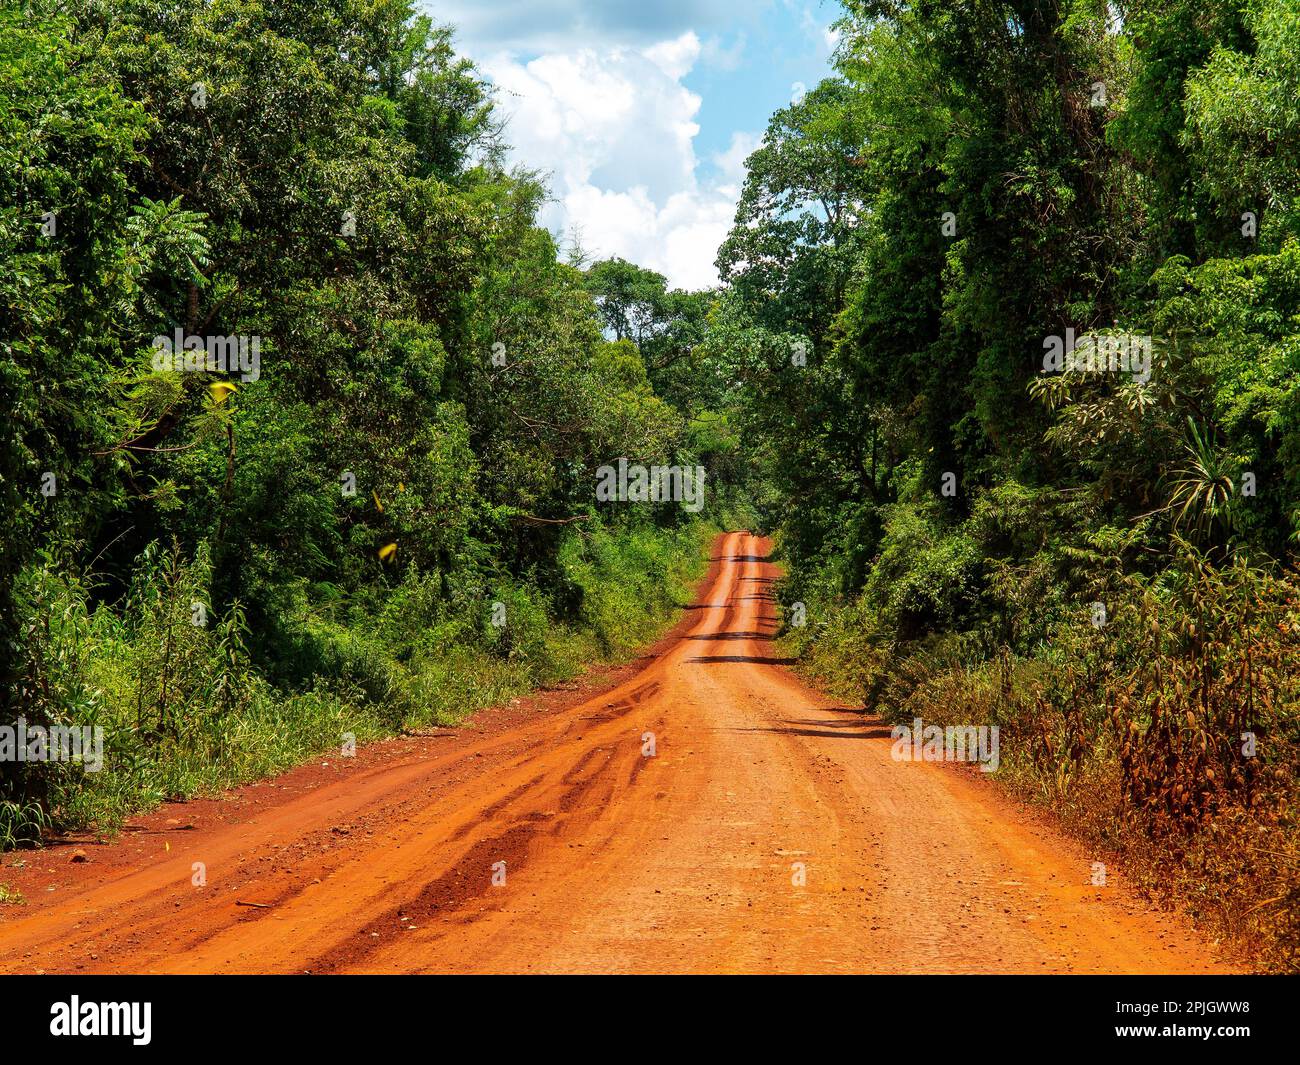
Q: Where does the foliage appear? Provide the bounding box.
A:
[732,0,1300,970]
[1,1,727,840]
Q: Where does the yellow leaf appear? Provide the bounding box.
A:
[378,542,397,562]
[209,381,237,405]
[372,490,384,513]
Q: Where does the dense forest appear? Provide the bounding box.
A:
[0,0,747,848]
[4,0,1299,971]
[716,0,1300,970]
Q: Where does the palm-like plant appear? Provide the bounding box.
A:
[1166,417,1238,542]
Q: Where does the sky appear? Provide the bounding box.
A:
[424,0,839,290]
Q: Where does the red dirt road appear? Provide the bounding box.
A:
[0,533,1235,973]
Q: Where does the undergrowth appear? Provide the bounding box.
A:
[5,520,713,845]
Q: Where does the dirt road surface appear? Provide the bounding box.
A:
[0,533,1235,974]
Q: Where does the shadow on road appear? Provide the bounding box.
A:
[727,718,892,740]
[686,630,769,641]
[687,654,798,665]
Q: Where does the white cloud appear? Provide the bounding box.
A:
[481,34,757,290]
[713,130,761,193]
[700,33,747,73]
[643,32,702,80]
[429,0,763,56]
[789,0,832,46]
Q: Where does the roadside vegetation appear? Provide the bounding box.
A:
[12,520,713,843]
[706,1,1300,972]
[1,1,741,845]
